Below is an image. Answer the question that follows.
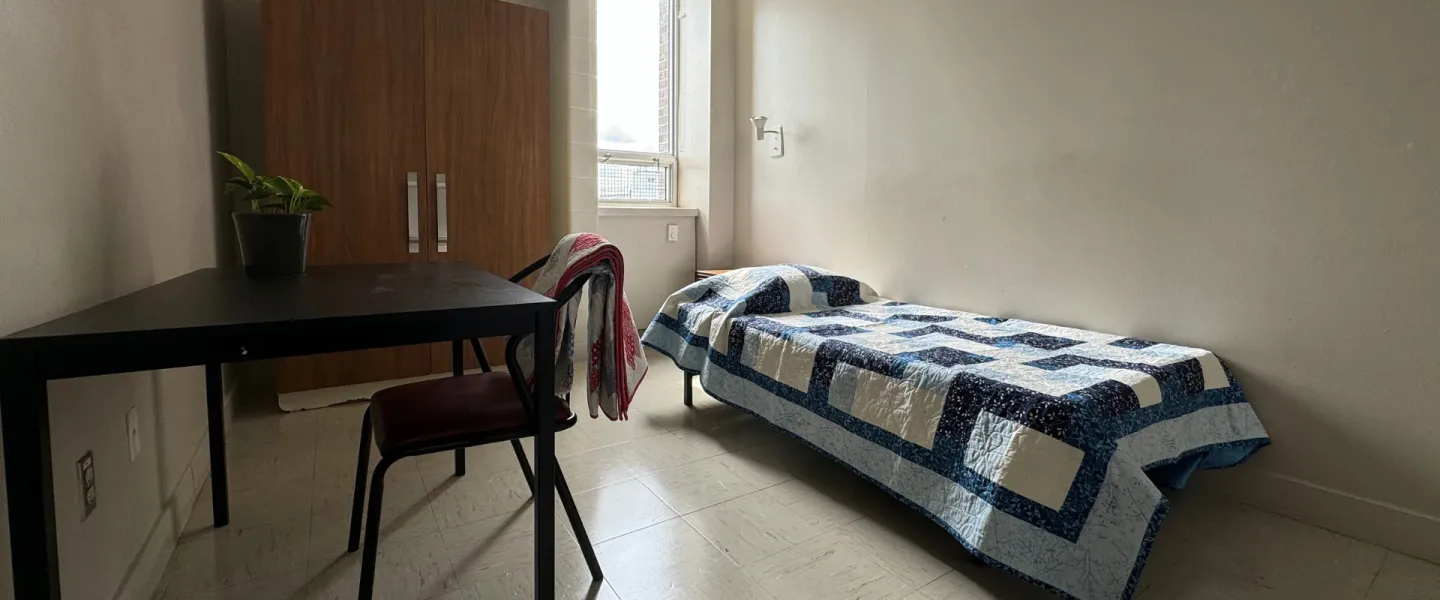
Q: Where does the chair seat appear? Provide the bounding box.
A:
[369,371,576,457]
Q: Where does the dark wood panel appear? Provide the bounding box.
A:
[425,0,551,373]
[264,0,433,392]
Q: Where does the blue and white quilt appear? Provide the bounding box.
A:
[641,265,1269,600]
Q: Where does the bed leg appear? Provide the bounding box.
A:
[683,373,694,407]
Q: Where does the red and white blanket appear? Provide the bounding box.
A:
[516,233,647,420]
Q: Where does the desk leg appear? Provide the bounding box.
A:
[451,341,466,476]
[206,364,229,527]
[0,349,61,599]
[532,309,556,600]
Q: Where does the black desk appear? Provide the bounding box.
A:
[0,263,559,600]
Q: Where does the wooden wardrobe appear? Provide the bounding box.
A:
[263,0,551,393]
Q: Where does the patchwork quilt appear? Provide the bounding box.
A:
[640,265,1269,600]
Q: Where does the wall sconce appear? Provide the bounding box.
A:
[750,116,785,159]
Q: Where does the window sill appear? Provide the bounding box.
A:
[598,205,699,218]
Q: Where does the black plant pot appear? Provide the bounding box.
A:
[233,213,311,277]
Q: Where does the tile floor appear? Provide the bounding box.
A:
[157,351,1440,600]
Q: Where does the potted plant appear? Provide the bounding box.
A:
[219,152,332,277]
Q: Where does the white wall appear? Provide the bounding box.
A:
[734,0,1440,562]
[0,0,229,597]
[598,213,697,323]
[676,0,737,269]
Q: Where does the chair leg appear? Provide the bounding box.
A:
[347,408,373,553]
[512,435,601,579]
[684,372,694,407]
[511,439,536,492]
[556,464,603,581]
[357,458,394,600]
[454,449,466,477]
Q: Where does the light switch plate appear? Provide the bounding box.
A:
[76,451,97,520]
[126,406,140,462]
[666,224,679,242]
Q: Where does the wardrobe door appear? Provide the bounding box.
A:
[424,0,551,372]
[264,0,435,393]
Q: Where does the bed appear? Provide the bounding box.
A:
[640,265,1269,600]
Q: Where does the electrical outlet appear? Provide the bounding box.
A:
[666,223,679,242]
[76,451,97,520]
[126,406,140,462]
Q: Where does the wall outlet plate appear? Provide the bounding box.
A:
[126,406,140,462]
[76,451,97,520]
[667,223,680,242]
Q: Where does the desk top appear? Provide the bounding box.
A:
[3,263,553,343]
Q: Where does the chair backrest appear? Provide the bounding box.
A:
[505,254,592,306]
[466,255,592,420]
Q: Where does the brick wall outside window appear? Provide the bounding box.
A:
[657,0,672,154]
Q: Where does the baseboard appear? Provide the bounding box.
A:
[1191,468,1440,564]
[112,387,228,600]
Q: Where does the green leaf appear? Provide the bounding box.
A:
[259,176,292,198]
[241,186,273,202]
[282,177,306,196]
[302,195,333,211]
[217,152,256,182]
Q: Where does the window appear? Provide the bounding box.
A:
[596,0,676,204]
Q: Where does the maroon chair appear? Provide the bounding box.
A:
[346,256,602,599]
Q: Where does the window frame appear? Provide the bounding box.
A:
[596,0,678,206]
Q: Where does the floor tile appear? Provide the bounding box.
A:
[185,472,313,534]
[710,437,821,488]
[311,461,440,546]
[556,444,641,494]
[660,569,776,600]
[1137,491,1245,596]
[174,569,308,600]
[762,477,868,531]
[571,479,678,543]
[745,530,917,600]
[1365,552,1440,600]
[1187,504,1388,599]
[906,566,1056,600]
[312,433,380,478]
[623,380,695,432]
[226,404,318,453]
[303,531,459,600]
[463,550,620,600]
[518,428,612,458]
[638,457,761,515]
[422,467,533,530]
[441,504,578,587]
[595,519,741,600]
[312,456,426,515]
[226,436,316,493]
[422,586,483,600]
[683,491,829,566]
[309,402,372,439]
[614,431,719,476]
[414,444,530,482]
[158,517,311,597]
[163,354,1440,600]
[672,414,786,456]
[1137,568,1290,600]
[576,410,674,448]
[839,517,957,588]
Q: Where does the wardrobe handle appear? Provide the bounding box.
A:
[406,172,420,254]
[436,173,449,253]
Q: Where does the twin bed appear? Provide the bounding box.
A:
[640,265,1269,600]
